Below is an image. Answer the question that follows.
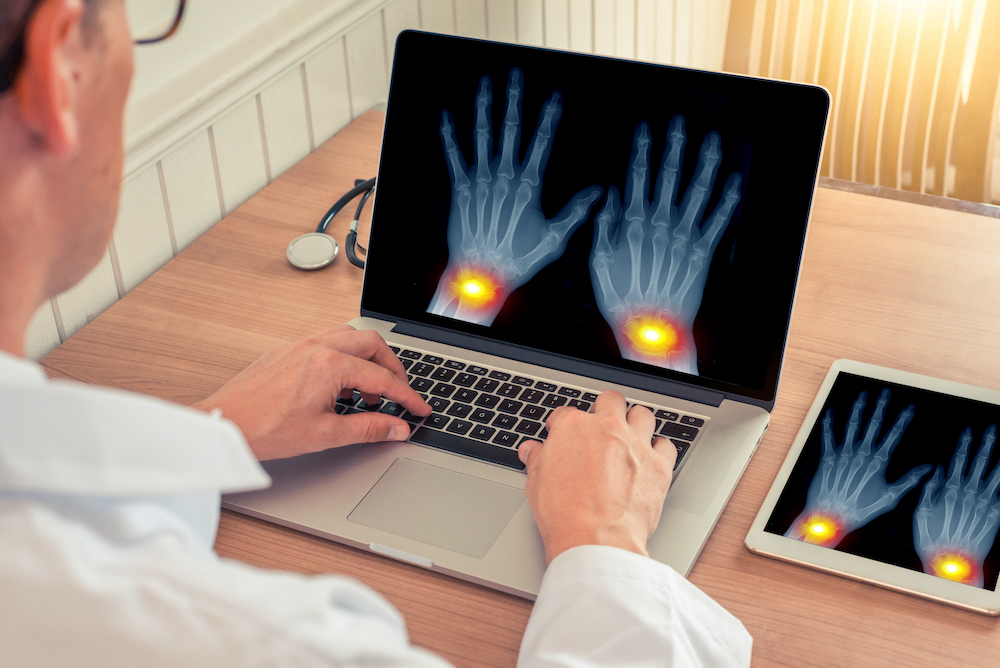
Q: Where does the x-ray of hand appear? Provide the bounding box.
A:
[786,389,932,548]
[590,117,742,374]
[914,426,1000,587]
[427,68,603,326]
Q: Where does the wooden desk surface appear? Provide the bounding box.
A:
[42,110,1000,666]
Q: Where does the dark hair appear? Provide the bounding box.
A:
[0,0,100,94]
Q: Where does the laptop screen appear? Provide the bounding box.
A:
[362,31,829,405]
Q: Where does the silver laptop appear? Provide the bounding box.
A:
[223,31,830,599]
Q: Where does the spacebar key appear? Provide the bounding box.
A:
[410,427,525,471]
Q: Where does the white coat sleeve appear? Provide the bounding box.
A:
[517,545,752,668]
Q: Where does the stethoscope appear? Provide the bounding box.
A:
[285,177,375,270]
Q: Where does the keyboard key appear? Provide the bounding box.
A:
[656,410,679,421]
[474,378,500,393]
[659,422,699,441]
[670,439,691,469]
[498,383,522,398]
[400,350,422,359]
[430,367,456,382]
[453,373,478,387]
[537,426,548,440]
[430,383,456,398]
[411,362,434,377]
[467,365,489,375]
[542,394,567,408]
[390,346,400,354]
[535,382,557,393]
[425,414,450,429]
[521,404,546,420]
[512,376,534,386]
[379,402,406,417]
[470,408,495,423]
[493,414,518,430]
[357,398,382,411]
[469,425,496,441]
[558,387,581,398]
[401,411,424,423]
[410,427,524,470]
[422,355,444,365]
[497,399,523,414]
[400,358,414,370]
[566,399,591,411]
[521,389,545,404]
[427,396,450,412]
[446,419,473,435]
[446,403,473,418]
[493,431,519,447]
[489,370,511,381]
[515,419,542,436]
[582,392,599,402]
[680,416,705,427]
[410,377,434,392]
[444,360,466,370]
[474,394,500,409]
[453,388,477,403]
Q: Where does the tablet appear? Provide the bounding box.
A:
[746,359,1000,614]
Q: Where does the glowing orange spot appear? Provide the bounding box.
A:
[929,552,976,584]
[447,266,503,311]
[794,513,844,547]
[621,313,681,356]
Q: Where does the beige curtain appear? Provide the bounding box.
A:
[724,0,1000,203]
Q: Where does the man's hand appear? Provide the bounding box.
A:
[518,391,676,564]
[192,326,430,461]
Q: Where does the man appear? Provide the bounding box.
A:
[0,0,753,665]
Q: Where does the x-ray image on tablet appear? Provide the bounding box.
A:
[747,360,1000,615]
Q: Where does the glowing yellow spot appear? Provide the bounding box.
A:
[929,552,974,583]
[794,513,844,547]
[448,266,503,311]
[622,314,680,356]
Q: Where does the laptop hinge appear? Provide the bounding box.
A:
[389,320,725,408]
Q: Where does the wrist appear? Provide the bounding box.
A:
[542,528,649,565]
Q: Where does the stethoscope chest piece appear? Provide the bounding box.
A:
[286,233,339,270]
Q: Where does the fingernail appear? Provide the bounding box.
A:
[388,425,410,442]
[518,442,531,464]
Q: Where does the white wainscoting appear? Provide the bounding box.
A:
[27,0,731,360]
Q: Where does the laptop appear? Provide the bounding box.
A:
[223,31,830,599]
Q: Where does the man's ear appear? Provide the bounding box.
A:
[12,0,86,157]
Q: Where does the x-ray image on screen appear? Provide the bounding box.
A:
[766,373,1000,591]
[427,68,603,325]
[590,117,743,375]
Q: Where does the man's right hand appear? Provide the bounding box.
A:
[518,391,676,564]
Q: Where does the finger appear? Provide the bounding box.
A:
[317,329,408,382]
[626,401,656,438]
[967,425,996,491]
[652,436,678,470]
[441,110,470,188]
[675,131,723,241]
[874,402,914,461]
[332,412,414,445]
[521,91,562,187]
[821,410,836,460]
[857,388,889,456]
[983,453,1000,499]
[691,172,741,257]
[339,355,430,416]
[497,67,523,180]
[592,390,627,416]
[590,189,624,315]
[474,75,493,184]
[519,438,542,468]
[510,186,603,278]
[623,122,652,225]
[946,428,972,490]
[918,466,944,510]
[887,464,934,498]
[843,391,867,455]
[651,114,686,226]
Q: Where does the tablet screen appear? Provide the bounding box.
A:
[765,371,1000,590]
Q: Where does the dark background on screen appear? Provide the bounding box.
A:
[363,32,829,399]
[765,372,1000,591]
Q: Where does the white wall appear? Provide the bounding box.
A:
[26,0,731,360]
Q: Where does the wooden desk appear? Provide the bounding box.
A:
[42,110,1000,667]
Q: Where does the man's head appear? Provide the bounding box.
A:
[0,0,133,355]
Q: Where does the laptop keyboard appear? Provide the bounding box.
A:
[335,346,707,472]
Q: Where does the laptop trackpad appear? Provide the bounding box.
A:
[347,458,525,559]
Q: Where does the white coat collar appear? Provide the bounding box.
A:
[0,352,270,496]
